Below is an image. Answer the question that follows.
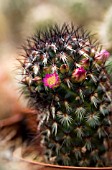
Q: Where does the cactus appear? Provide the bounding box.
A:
[19,24,112,167]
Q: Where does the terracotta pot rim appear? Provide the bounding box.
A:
[18,157,112,170]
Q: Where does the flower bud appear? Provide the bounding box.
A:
[60,64,69,73]
[95,49,110,64]
[80,58,89,68]
[72,67,86,82]
[33,76,42,84]
[43,67,51,74]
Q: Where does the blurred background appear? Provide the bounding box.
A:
[0,0,112,169]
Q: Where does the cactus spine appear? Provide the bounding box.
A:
[20,24,112,167]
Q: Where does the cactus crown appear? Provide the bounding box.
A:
[20,24,112,167]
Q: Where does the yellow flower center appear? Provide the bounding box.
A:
[47,75,56,85]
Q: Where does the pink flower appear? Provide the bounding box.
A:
[95,49,110,64]
[72,67,86,82]
[43,72,60,88]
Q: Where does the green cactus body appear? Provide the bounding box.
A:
[20,24,112,167]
